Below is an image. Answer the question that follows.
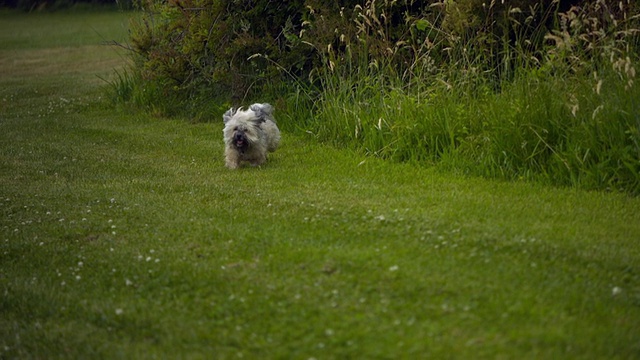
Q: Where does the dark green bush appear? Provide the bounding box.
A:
[128,0,587,108]
[129,0,314,109]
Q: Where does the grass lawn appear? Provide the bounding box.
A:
[1,10,640,359]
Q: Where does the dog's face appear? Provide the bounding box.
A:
[227,121,254,152]
[223,108,265,152]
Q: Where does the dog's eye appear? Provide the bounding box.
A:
[233,126,238,131]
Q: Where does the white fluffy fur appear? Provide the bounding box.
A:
[222,103,281,169]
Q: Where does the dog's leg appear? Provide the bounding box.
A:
[225,150,241,169]
[250,153,267,167]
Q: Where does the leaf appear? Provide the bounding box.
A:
[415,19,430,32]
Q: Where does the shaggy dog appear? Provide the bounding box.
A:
[222,103,280,169]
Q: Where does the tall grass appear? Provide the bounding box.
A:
[290,0,640,194]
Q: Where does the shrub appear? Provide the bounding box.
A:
[128,0,315,111]
[126,0,608,108]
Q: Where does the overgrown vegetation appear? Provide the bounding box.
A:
[120,0,640,193]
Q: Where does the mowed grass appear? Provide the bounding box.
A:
[2,11,640,359]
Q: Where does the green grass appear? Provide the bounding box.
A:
[304,54,640,194]
[2,10,640,359]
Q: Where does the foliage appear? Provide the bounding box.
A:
[128,0,314,109]
[301,0,640,194]
[125,0,581,103]
[122,0,640,193]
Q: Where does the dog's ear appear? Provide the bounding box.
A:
[222,108,236,123]
[249,103,274,122]
[249,118,265,127]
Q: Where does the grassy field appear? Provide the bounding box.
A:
[2,10,640,359]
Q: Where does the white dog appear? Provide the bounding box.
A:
[222,103,281,169]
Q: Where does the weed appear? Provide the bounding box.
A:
[281,0,640,194]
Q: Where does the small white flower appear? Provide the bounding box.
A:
[389,265,399,272]
[115,308,123,315]
[612,287,622,296]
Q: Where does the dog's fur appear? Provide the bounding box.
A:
[222,103,280,169]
